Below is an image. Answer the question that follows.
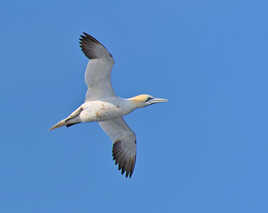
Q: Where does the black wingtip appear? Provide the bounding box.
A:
[112,140,136,178]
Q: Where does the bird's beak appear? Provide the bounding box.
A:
[151,98,168,104]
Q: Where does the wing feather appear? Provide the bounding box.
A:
[79,33,115,100]
[99,118,136,178]
[80,32,113,60]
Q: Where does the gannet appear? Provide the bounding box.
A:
[50,32,167,178]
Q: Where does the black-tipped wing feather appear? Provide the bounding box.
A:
[80,33,116,100]
[80,32,113,60]
[99,118,136,178]
[113,140,136,177]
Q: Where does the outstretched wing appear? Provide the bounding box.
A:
[80,32,115,100]
[98,117,136,178]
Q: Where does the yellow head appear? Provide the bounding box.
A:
[129,94,168,108]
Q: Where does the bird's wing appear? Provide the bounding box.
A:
[80,32,115,100]
[98,117,136,178]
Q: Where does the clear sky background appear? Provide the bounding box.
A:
[1,0,267,212]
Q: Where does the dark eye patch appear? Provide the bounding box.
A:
[145,97,154,102]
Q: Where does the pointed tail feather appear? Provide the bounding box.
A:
[50,106,83,131]
[50,120,66,131]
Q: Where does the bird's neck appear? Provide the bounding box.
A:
[127,96,144,109]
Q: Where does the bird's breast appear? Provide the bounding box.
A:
[80,100,130,122]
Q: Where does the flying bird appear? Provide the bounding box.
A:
[50,33,168,177]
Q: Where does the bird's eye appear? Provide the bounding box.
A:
[145,97,154,102]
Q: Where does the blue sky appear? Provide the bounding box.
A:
[1,0,267,212]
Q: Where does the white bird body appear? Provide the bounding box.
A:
[51,33,167,177]
[69,97,136,124]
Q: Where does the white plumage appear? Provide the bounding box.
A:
[51,33,167,177]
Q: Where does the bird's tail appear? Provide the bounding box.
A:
[50,106,84,131]
[50,119,66,131]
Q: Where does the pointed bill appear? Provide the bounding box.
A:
[151,98,168,104]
